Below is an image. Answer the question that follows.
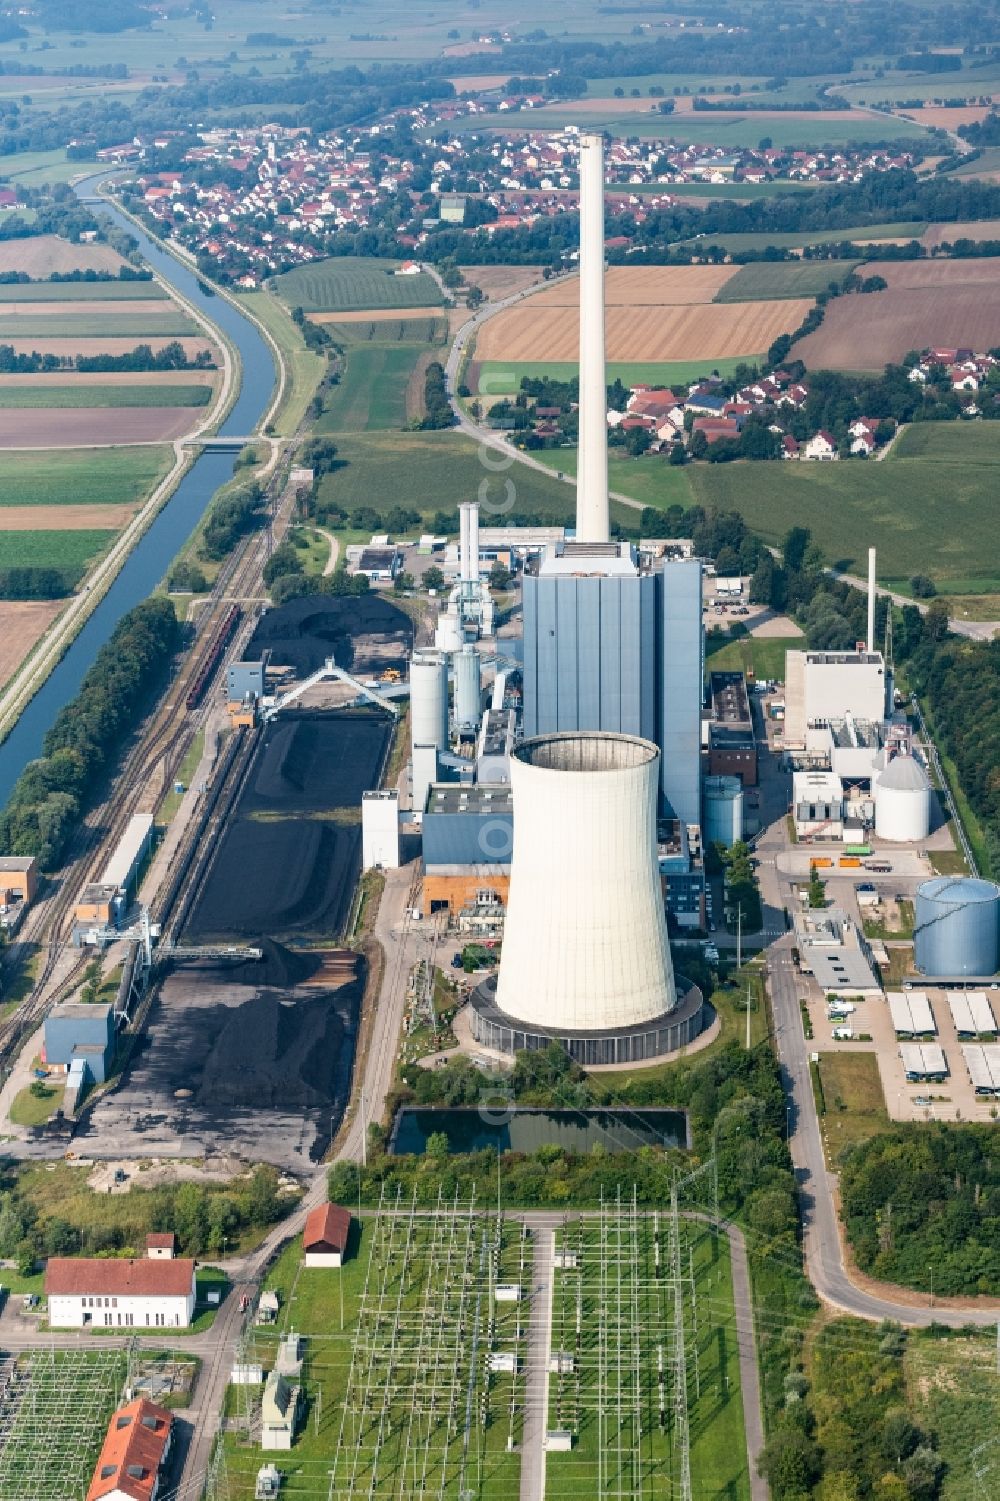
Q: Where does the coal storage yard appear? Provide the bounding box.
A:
[80,944,365,1170]
[246,711,392,816]
[246,593,413,677]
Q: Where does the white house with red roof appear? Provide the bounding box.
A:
[303,1203,353,1268]
[802,430,839,461]
[46,1256,196,1329]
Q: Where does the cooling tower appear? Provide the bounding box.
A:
[497,733,675,1029]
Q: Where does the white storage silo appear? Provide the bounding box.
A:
[434,611,463,653]
[495,733,677,1033]
[915,877,1000,978]
[702,775,743,848]
[874,754,932,843]
[453,645,482,728]
[409,650,449,754]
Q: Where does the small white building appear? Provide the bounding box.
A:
[802,430,838,461]
[361,790,400,870]
[46,1257,196,1329]
[261,1370,300,1451]
[146,1232,177,1261]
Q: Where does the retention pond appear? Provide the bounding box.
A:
[390,1106,690,1156]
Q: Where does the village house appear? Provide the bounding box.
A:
[802,430,839,461]
[86,1397,173,1501]
[303,1203,353,1267]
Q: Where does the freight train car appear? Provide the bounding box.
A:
[186,605,241,711]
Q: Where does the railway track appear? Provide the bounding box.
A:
[0,456,300,1069]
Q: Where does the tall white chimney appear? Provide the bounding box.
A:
[575,133,610,545]
[459,501,473,583]
[866,546,876,654]
[468,502,480,584]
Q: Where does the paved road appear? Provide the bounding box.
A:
[753,720,1000,1327]
[830,566,998,642]
[520,1217,557,1501]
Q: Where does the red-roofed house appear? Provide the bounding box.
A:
[46,1257,196,1329]
[87,1398,173,1501]
[303,1203,352,1268]
[802,430,838,461]
[146,1233,176,1261]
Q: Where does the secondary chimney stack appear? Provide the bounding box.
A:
[459,501,474,584]
[575,133,610,545]
[866,546,876,654]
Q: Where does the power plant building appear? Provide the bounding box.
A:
[361,790,400,870]
[421,783,512,920]
[784,649,887,746]
[471,733,706,1063]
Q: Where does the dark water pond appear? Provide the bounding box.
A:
[390,1106,690,1156]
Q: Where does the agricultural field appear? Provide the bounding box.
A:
[0,308,196,338]
[235,289,324,437]
[795,262,1000,370]
[319,316,447,344]
[533,447,694,513]
[474,355,754,395]
[0,383,212,408]
[0,279,164,300]
[715,260,862,302]
[681,223,927,254]
[0,505,137,530]
[459,264,548,299]
[922,218,1000,245]
[0,600,63,686]
[0,407,202,446]
[275,255,444,313]
[0,445,172,507]
[476,298,805,363]
[0,528,114,576]
[316,342,428,433]
[524,266,740,305]
[891,421,1000,464]
[315,430,636,529]
[0,334,216,362]
[462,108,931,147]
[688,457,1000,594]
[0,1347,127,1501]
[0,148,85,187]
[0,234,125,277]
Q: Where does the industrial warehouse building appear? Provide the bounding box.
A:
[86,1396,173,1501]
[707,673,757,787]
[784,648,887,747]
[74,813,153,939]
[421,783,512,920]
[45,1256,196,1329]
[44,1000,114,1085]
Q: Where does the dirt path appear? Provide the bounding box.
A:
[317,527,340,576]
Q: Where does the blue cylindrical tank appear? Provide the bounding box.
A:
[702,774,743,848]
[914,877,1000,977]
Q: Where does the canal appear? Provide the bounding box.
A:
[0,177,277,804]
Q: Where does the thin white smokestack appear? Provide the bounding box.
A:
[459,501,473,583]
[468,502,480,583]
[866,546,876,654]
[576,132,610,545]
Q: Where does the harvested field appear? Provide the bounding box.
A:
[243,712,392,815]
[244,593,414,678]
[476,297,809,362]
[922,220,1000,246]
[0,406,201,446]
[0,279,164,301]
[312,306,444,323]
[905,106,994,131]
[0,297,178,318]
[80,941,364,1170]
[522,265,738,306]
[795,281,1000,371]
[837,256,1000,289]
[0,335,216,361]
[0,599,62,686]
[0,504,136,529]
[0,369,217,386]
[458,264,547,299]
[0,235,125,277]
[447,72,512,91]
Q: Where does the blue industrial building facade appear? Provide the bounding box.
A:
[522,559,702,824]
[44,1003,114,1084]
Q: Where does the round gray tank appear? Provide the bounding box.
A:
[702,774,743,848]
[914,877,1000,977]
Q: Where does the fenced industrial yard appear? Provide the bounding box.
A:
[0,1346,127,1500]
[213,1188,750,1501]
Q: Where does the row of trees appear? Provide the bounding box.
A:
[201,482,265,562]
[0,565,72,600]
[0,597,180,869]
[419,360,452,429]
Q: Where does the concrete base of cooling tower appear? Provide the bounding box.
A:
[468,976,708,1067]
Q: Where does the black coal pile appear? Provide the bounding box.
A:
[247,594,413,677]
[196,988,358,1109]
[245,712,390,815]
[215,939,321,988]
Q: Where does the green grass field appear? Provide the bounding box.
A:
[638,179,821,198]
[235,289,322,437]
[715,260,862,301]
[687,456,1000,591]
[0,383,211,408]
[0,444,172,507]
[475,356,756,396]
[0,279,164,299]
[276,255,444,312]
[680,222,926,254]
[317,430,638,530]
[317,343,426,432]
[533,447,693,512]
[0,147,82,186]
[464,110,930,147]
[891,420,1000,464]
[0,311,197,337]
[905,1329,1000,1500]
[0,528,114,573]
[705,631,806,681]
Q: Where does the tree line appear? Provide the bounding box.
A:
[0,597,180,869]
